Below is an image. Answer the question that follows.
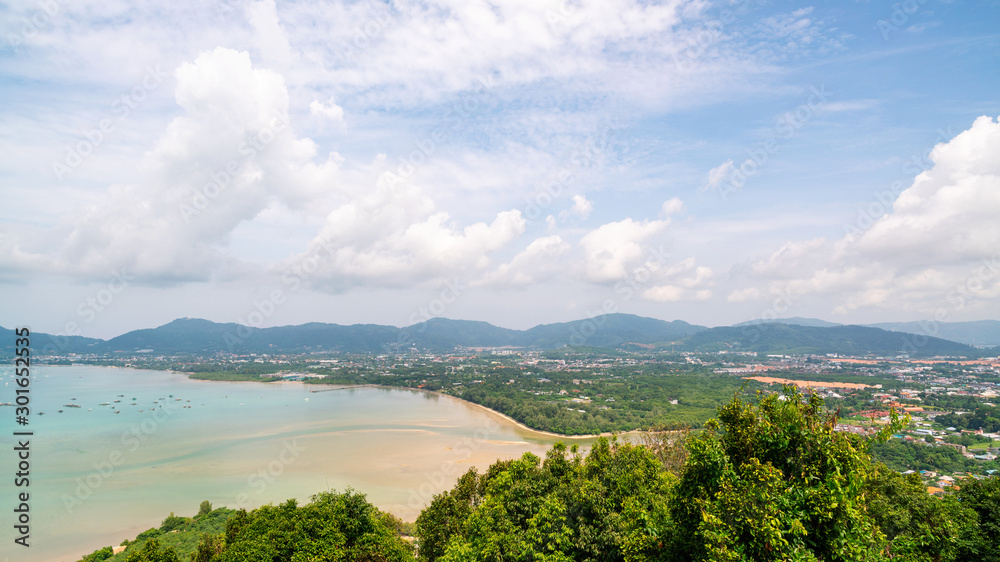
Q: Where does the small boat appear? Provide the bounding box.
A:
[58,409,63,413]
[114,410,120,414]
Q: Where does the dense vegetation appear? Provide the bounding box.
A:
[873,440,1000,473]
[81,502,234,561]
[83,388,1000,562]
[81,492,412,562]
[934,404,1000,433]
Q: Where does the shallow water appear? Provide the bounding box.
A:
[0,366,589,561]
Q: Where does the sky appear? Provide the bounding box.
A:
[1,0,999,339]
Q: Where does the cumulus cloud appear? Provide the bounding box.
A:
[643,257,713,302]
[730,115,1000,316]
[578,218,670,283]
[850,115,1000,266]
[1,47,330,282]
[661,197,684,216]
[310,97,345,122]
[558,194,593,222]
[285,174,527,289]
[0,47,529,290]
[472,235,571,287]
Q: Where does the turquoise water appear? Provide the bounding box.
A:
[0,366,578,561]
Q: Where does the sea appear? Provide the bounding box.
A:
[0,365,586,561]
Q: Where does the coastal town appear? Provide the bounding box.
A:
[39,345,1000,488]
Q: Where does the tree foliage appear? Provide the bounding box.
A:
[207,489,413,562]
[417,439,674,562]
[668,387,896,561]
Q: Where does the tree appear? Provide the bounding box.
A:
[81,546,114,561]
[955,476,1000,562]
[638,422,690,475]
[667,386,900,561]
[865,468,978,561]
[122,539,180,562]
[191,533,224,562]
[417,439,674,562]
[197,500,213,518]
[211,489,413,562]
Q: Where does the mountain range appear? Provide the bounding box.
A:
[2,314,996,358]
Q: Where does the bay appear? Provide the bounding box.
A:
[0,366,589,561]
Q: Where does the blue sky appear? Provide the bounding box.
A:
[1,0,998,338]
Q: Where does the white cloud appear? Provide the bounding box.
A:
[472,235,571,287]
[644,285,684,302]
[578,218,670,283]
[1,47,332,282]
[729,115,1000,317]
[851,115,1000,267]
[246,0,294,70]
[702,159,734,191]
[643,257,713,302]
[727,287,761,303]
[286,174,527,289]
[310,97,345,122]
[558,194,593,222]
[661,197,684,216]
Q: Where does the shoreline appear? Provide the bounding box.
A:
[180,373,636,439]
[427,390,634,440]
